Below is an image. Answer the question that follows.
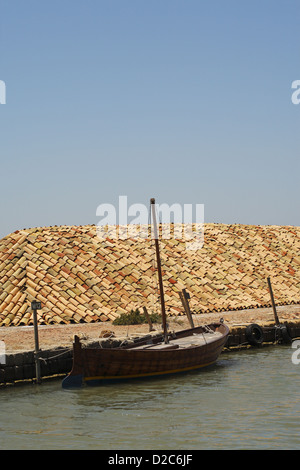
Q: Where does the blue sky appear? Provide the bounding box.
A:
[0,0,299,238]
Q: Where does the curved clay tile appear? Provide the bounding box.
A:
[0,223,299,326]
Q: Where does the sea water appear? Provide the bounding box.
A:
[0,345,299,450]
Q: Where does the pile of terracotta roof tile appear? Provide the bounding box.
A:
[0,223,299,327]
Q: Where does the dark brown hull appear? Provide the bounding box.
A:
[62,323,229,388]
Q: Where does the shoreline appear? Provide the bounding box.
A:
[1,303,300,353]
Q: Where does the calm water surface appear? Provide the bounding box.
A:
[0,345,299,450]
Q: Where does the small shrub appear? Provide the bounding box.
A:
[113,309,161,326]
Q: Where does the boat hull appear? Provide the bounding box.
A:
[62,323,229,388]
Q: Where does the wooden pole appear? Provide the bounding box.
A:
[267,277,280,326]
[143,306,154,332]
[32,301,41,384]
[150,198,169,344]
[179,289,194,328]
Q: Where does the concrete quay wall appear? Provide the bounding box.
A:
[0,347,73,384]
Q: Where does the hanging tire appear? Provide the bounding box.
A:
[278,324,292,344]
[245,323,264,346]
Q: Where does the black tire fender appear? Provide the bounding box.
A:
[245,323,264,346]
[278,324,292,344]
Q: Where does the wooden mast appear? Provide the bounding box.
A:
[150,198,169,344]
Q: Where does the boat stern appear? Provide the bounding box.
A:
[62,372,84,388]
[62,335,85,388]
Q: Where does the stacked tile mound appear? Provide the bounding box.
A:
[0,224,299,326]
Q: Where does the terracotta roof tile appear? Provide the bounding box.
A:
[0,223,299,326]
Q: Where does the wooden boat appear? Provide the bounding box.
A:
[62,198,229,388]
[62,323,229,387]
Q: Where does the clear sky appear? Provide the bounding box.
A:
[0,0,299,239]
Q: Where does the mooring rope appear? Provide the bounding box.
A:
[38,347,73,362]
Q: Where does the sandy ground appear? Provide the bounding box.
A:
[0,304,300,353]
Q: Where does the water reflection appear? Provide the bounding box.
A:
[71,360,232,412]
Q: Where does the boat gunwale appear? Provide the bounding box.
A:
[113,322,229,351]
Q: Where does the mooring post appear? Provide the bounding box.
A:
[179,289,195,328]
[143,306,154,332]
[267,277,280,326]
[31,300,42,384]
